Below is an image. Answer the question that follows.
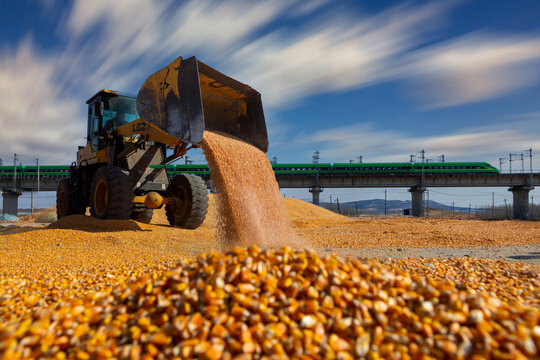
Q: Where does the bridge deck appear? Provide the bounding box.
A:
[1,172,538,191]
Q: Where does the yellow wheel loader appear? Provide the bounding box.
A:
[56,56,268,228]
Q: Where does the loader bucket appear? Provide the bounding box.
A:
[136,56,269,153]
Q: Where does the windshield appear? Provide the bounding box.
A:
[103,95,138,127]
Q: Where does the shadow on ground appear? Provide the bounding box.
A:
[46,215,150,232]
[507,252,540,261]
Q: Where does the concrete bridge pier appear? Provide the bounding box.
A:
[509,186,533,220]
[309,187,323,205]
[409,186,426,217]
[1,189,22,216]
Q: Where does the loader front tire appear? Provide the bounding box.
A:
[56,178,85,219]
[166,174,208,229]
[131,208,153,224]
[90,166,133,220]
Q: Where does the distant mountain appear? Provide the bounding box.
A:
[320,199,471,215]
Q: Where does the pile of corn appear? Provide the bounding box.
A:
[1,246,538,359]
[375,258,539,306]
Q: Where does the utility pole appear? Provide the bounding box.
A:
[35,158,40,211]
[0,158,3,166]
[312,151,320,164]
[492,192,495,219]
[355,201,358,216]
[330,195,332,211]
[426,190,429,217]
[336,198,341,214]
[420,150,425,188]
[384,189,387,215]
[468,204,471,214]
[508,154,512,174]
[36,157,40,191]
[13,153,18,191]
[504,198,508,219]
[524,149,532,174]
[271,156,277,165]
[426,155,445,163]
[499,157,507,173]
[409,155,416,163]
[357,156,363,164]
[452,202,455,215]
[532,195,534,219]
[509,153,524,173]
[310,150,323,205]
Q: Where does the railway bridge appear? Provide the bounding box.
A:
[1,171,538,219]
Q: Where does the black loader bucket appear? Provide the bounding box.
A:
[136,56,269,153]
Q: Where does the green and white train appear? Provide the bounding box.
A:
[0,162,499,178]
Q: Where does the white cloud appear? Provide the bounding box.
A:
[3,0,540,165]
[292,121,540,167]
[0,40,82,164]
[403,33,540,108]
[225,2,449,107]
[56,0,452,108]
[60,0,301,92]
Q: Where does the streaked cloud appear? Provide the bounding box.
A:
[0,40,81,163]
[227,2,448,107]
[403,33,540,108]
[292,120,540,166]
[2,0,540,164]
[57,0,452,106]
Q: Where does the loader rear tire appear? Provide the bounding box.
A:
[131,208,153,224]
[90,166,133,220]
[56,178,85,219]
[166,174,208,229]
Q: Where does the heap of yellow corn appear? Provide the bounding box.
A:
[1,246,538,359]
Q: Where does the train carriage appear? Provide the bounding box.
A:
[332,163,413,174]
[0,165,26,177]
[412,162,499,174]
[23,165,70,177]
[271,163,332,175]
[175,164,211,175]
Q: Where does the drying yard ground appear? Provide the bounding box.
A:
[0,196,539,358]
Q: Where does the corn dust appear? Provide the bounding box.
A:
[201,131,295,248]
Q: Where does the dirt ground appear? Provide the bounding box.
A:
[1,197,539,265]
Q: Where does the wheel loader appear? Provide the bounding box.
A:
[56,56,268,228]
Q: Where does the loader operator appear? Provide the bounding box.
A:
[103,112,127,132]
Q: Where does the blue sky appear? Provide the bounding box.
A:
[1,0,540,207]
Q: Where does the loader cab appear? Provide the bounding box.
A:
[86,90,138,151]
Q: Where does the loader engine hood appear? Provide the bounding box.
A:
[136,56,269,153]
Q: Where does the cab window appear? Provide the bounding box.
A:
[103,95,138,129]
